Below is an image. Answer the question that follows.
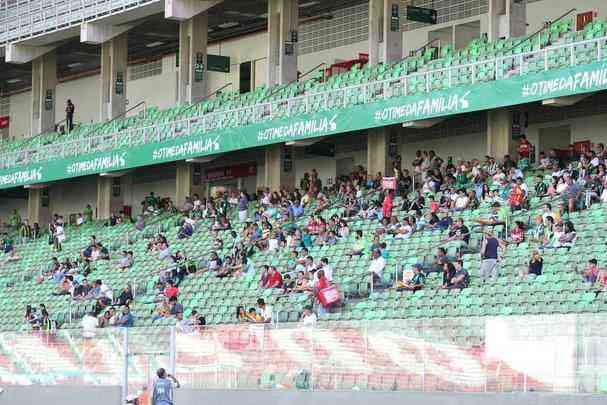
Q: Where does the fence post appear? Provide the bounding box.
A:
[122,328,129,405]
[169,325,177,376]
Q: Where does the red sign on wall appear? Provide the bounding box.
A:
[0,116,9,129]
[205,163,257,181]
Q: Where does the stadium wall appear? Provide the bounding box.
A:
[0,385,121,405]
[175,390,607,405]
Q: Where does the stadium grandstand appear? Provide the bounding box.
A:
[0,0,607,404]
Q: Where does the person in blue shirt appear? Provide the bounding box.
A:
[116,306,135,327]
[152,368,180,405]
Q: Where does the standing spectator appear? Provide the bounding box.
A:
[152,368,180,405]
[81,311,98,338]
[480,230,504,281]
[65,99,75,132]
[84,204,94,223]
[238,191,248,222]
[517,135,532,161]
[382,190,393,220]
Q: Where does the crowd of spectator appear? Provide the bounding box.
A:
[12,135,607,333]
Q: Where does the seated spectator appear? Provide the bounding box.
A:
[261,266,283,289]
[300,305,317,326]
[205,252,223,273]
[397,264,426,291]
[236,306,249,323]
[72,278,91,300]
[506,221,525,245]
[562,176,582,213]
[115,306,134,327]
[97,308,116,328]
[541,220,577,249]
[116,284,134,306]
[441,262,457,288]
[368,248,386,289]
[153,299,171,321]
[535,176,548,197]
[444,218,470,247]
[117,250,134,270]
[584,259,600,283]
[178,217,196,239]
[522,250,543,278]
[425,247,453,274]
[256,298,272,323]
[135,215,146,231]
[348,230,367,257]
[164,281,179,300]
[176,311,194,333]
[444,260,469,289]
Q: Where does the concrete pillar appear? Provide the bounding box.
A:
[100,33,128,121]
[264,144,295,191]
[367,127,395,178]
[368,0,403,65]
[487,109,516,160]
[31,50,57,136]
[176,161,193,208]
[97,176,113,220]
[267,0,299,86]
[27,188,50,226]
[487,0,527,41]
[178,12,209,104]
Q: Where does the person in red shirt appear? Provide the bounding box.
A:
[518,135,531,160]
[263,266,283,289]
[382,190,394,220]
[164,281,179,299]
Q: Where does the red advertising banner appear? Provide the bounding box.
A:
[204,162,257,181]
[0,116,9,129]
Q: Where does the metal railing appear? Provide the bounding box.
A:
[1,34,606,170]
[0,0,160,45]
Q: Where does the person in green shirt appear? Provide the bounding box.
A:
[398,264,426,291]
[348,230,367,257]
[83,204,93,223]
[19,220,32,243]
[8,209,21,230]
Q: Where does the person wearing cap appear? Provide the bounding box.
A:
[152,368,180,405]
[397,264,425,291]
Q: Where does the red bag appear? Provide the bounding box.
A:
[317,285,340,307]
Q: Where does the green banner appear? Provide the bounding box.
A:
[1,61,607,190]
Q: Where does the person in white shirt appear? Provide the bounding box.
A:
[257,298,273,323]
[317,258,333,282]
[368,249,386,289]
[300,306,317,326]
[81,312,98,338]
[267,232,279,252]
[453,189,469,211]
[99,282,113,301]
